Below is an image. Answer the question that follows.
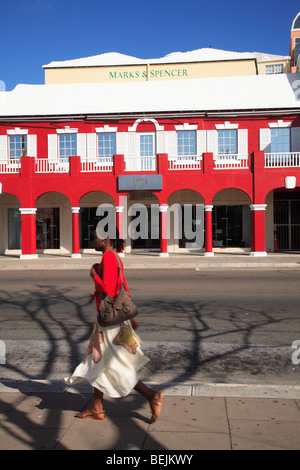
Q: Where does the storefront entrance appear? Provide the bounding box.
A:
[274,191,300,250]
[36,208,60,249]
[212,205,250,248]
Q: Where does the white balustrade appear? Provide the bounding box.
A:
[264,152,300,168]
[214,154,249,169]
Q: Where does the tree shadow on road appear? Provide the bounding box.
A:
[0,283,296,450]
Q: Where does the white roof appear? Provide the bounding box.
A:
[0,73,299,117]
[43,48,290,68]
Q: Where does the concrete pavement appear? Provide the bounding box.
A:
[1,251,300,450]
[1,379,300,450]
[0,250,300,270]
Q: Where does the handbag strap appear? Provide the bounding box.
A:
[111,250,126,292]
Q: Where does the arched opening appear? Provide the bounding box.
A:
[167,189,205,252]
[212,188,251,250]
[36,192,71,253]
[79,191,115,251]
[126,191,160,252]
[270,186,300,251]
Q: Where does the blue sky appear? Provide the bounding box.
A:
[0,0,299,90]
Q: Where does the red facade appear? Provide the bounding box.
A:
[1,114,300,258]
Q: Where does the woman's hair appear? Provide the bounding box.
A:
[95,216,125,252]
[109,227,125,252]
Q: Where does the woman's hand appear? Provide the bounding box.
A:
[90,264,99,279]
[130,318,138,330]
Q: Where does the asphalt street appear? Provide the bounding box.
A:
[0,268,300,385]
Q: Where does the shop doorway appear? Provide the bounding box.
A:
[212,205,250,248]
[274,191,300,250]
[36,208,60,249]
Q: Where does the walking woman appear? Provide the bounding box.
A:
[64,228,163,423]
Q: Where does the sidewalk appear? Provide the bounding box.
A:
[1,252,300,450]
[0,250,300,270]
[0,379,300,450]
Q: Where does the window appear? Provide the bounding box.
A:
[270,128,290,153]
[218,130,237,154]
[139,134,155,170]
[266,64,284,74]
[177,131,196,156]
[9,135,27,159]
[97,133,116,160]
[295,38,300,67]
[58,134,77,159]
[140,134,154,156]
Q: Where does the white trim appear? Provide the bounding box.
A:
[71,253,81,258]
[56,126,78,134]
[249,204,267,211]
[249,251,267,257]
[20,254,38,259]
[19,208,37,215]
[204,205,213,212]
[95,126,118,133]
[7,128,28,135]
[115,206,124,213]
[175,123,198,131]
[71,207,80,214]
[268,120,292,128]
[204,252,214,257]
[159,252,169,257]
[215,122,239,130]
[159,204,169,213]
[128,118,164,132]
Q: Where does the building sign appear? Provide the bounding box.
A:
[109,68,188,80]
[118,175,163,191]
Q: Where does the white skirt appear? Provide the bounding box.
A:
[64,320,149,398]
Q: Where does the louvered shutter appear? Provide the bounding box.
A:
[47,134,58,159]
[259,128,271,152]
[27,135,37,158]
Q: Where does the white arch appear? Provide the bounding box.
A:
[128,118,164,132]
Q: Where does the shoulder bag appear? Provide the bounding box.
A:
[97,251,138,327]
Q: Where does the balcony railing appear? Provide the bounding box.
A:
[35,158,69,173]
[81,158,113,172]
[2,153,300,175]
[0,159,21,173]
[264,152,300,168]
[168,155,202,170]
[214,154,249,170]
[125,155,157,171]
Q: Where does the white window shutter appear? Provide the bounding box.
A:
[291,127,300,152]
[165,131,177,157]
[0,135,8,160]
[157,131,166,153]
[27,135,37,158]
[77,133,86,158]
[259,128,271,152]
[87,133,96,160]
[196,130,206,156]
[207,130,218,155]
[47,134,58,160]
[237,129,248,156]
[116,132,126,155]
[126,133,136,157]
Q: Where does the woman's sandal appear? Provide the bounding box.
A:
[150,392,164,423]
[75,408,106,421]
